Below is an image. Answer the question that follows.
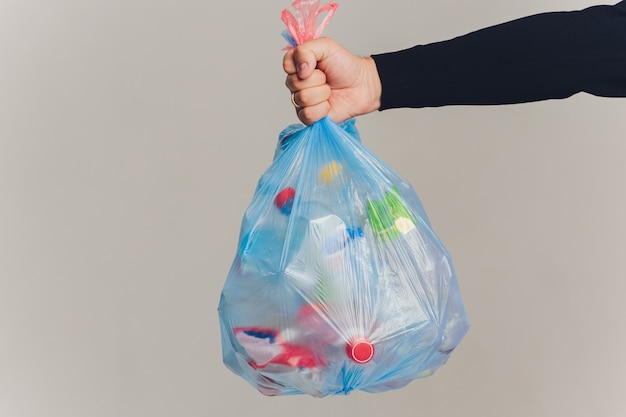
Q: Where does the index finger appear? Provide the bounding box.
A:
[282,49,297,75]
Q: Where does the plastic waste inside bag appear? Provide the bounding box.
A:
[219,118,470,397]
[218,1,469,397]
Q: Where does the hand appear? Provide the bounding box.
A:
[283,37,382,125]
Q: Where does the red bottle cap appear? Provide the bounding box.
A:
[347,338,374,364]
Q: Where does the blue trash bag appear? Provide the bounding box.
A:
[218,117,470,397]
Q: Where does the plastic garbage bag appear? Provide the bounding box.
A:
[218,118,470,396]
[218,0,469,397]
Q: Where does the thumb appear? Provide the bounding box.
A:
[292,37,336,79]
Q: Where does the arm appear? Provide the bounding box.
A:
[374,2,626,109]
[284,2,626,124]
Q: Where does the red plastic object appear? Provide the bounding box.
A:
[347,338,375,364]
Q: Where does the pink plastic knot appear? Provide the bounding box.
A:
[281,0,338,48]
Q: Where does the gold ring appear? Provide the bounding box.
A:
[291,92,301,109]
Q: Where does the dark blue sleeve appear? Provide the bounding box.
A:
[372,2,626,109]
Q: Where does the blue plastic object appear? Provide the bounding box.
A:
[218,118,469,397]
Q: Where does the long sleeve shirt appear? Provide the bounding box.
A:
[372,1,626,109]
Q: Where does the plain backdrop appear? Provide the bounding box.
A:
[1,0,625,416]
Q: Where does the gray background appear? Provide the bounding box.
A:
[1,0,625,416]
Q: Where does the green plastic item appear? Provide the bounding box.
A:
[367,187,416,241]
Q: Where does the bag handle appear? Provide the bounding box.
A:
[281,0,338,49]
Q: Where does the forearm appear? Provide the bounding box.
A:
[372,2,626,109]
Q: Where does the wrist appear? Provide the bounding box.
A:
[363,56,382,113]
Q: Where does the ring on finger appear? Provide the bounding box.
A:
[291,92,302,109]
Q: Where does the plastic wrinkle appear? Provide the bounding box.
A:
[219,118,470,397]
[281,0,338,48]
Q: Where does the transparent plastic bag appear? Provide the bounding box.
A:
[218,118,470,396]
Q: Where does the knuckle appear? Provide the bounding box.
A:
[298,88,311,104]
[312,69,326,83]
[285,75,294,89]
[282,51,295,73]
[299,106,315,122]
[285,74,300,91]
